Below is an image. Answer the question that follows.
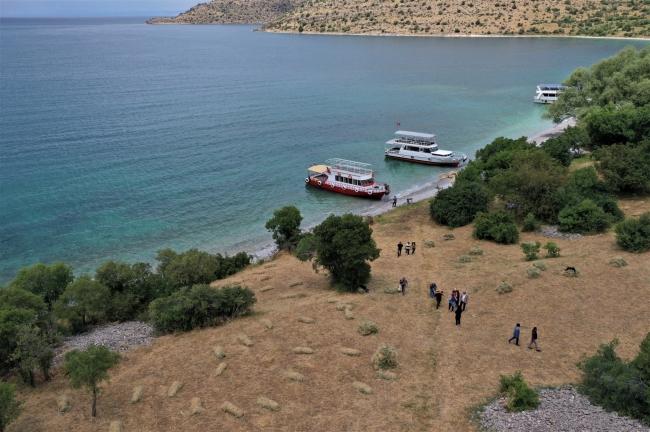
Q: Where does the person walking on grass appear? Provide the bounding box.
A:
[411,241,416,255]
[455,302,463,326]
[399,277,408,296]
[448,292,457,311]
[397,241,403,257]
[429,282,437,300]
[435,289,443,309]
[459,291,468,311]
[405,241,411,255]
[508,323,521,346]
[528,327,541,351]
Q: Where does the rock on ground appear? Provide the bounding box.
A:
[540,225,583,241]
[480,387,650,432]
[54,321,153,364]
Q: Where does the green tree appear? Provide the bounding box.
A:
[10,263,73,308]
[0,382,21,432]
[597,142,650,194]
[11,325,55,386]
[265,206,303,250]
[429,182,491,227]
[0,289,46,372]
[155,249,250,288]
[54,276,111,333]
[300,214,379,291]
[63,345,120,417]
[473,211,519,244]
[541,126,589,166]
[95,261,160,320]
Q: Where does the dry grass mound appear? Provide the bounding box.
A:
[358,320,379,336]
[352,381,373,395]
[292,346,315,354]
[372,344,398,370]
[215,362,228,376]
[130,385,143,403]
[220,401,244,418]
[190,397,204,415]
[167,381,183,397]
[256,396,280,411]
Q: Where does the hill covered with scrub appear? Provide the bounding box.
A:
[150,0,650,38]
[3,48,650,432]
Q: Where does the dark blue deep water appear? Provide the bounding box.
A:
[1,18,647,282]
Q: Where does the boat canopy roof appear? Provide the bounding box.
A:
[432,150,453,156]
[537,84,566,90]
[308,164,329,175]
[326,158,374,177]
[395,130,436,140]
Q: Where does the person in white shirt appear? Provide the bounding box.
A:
[459,291,468,311]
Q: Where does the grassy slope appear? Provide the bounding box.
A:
[147,0,306,24]
[265,0,649,37]
[9,196,650,432]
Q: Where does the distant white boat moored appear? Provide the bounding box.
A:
[384,130,468,167]
[534,84,566,104]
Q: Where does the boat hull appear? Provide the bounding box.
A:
[384,153,464,167]
[306,178,387,199]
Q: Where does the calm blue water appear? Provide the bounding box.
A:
[1,18,647,282]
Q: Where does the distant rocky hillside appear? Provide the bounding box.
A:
[264,0,649,37]
[147,0,304,24]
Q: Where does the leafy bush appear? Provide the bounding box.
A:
[527,267,541,279]
[543,242,561,258]
[615,212,650,252]
[429,182,490,227]
[521,242,541,261]
[156,249,251,288]
[498,371,540,412]
[541,126,589,166]
[265,206,303,251]
[558,199,610,233]
[473,211,519,244]
[358,320,379,336]
[0,382,21,432]
[522,213,540,232]
[148,284,256,334]
[372,344,398,370]
[10,262,73,308]
[11,325,55,386]
[298,214,379,292]
[578,336,650,424]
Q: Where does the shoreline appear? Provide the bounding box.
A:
[250,117,570,261]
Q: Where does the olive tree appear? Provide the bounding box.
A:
[265,206,303,250]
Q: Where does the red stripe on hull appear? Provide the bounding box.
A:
[306,179,386,200]
[385,154,461,167]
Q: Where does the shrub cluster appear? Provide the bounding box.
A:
[578,334,650,424]
[521,242,541,261]
[372,344,398,370]
[558,199,610,234]
[429,182,490,227]
[148,284,255,334]
[473,211,519,244]
[498,371,540,412]
[615,212,650,253]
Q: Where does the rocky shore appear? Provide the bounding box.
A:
[480,387,650,432]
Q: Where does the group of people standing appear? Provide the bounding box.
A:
[508,323,541,351]
[427,283,468,326]
[396,241,416,257]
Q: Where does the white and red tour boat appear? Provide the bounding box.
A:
[305,158,390,199]
[385,130,468,167]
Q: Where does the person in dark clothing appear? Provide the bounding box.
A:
[397,241,403,257]
[411,241,416,255]
[392,195,398,207]
[429,282,437,299]
[508,323,521,345]
[454,304,463,325]
[399,277,408,296]
[435,290,443,309]
[528,327,541,351]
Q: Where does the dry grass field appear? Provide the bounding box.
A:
[9,198,650,432]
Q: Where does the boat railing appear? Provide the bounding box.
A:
[325,158,374,176]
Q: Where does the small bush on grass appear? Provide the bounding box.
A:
[558,199,610,234]
[458,255,472,263]
[498,371,539,412]
[496,282,512,294]
[609,257,628,267]
[522,213,540,232]
[423,240,435,248]
[372,344,398,370]
[521,242,541,261]
[543,242,561,258]
[358,320,379,336]
[578,335,650,424]
[527,267,541,279]
[469,246,483,256]
[473,211,519,244]
[148,284,256,333]
[615,213,650,253]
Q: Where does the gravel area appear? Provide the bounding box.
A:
[480,387,649,432]
[54,321,154,364]
[539,225,583,241]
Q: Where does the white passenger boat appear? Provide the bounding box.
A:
[384,130,468,167]
[533,84,566,104]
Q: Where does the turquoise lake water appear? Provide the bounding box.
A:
[1,18,647,282]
